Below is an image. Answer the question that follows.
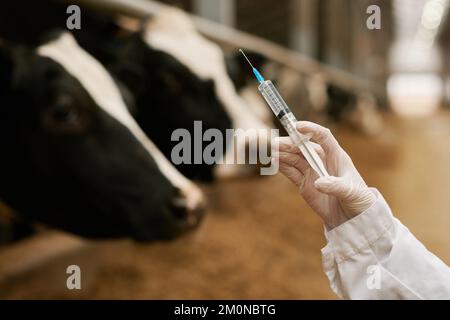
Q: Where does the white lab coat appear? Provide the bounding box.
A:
[321,189,450,299]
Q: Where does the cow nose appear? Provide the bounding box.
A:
[169,191,206,228]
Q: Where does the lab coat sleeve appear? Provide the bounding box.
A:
[321,189,450,300]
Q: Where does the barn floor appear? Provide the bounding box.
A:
[1,111,450,299]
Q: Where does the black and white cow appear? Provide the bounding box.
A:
[0,2,274,182]
[0,33,205,241]
[112,8,273,180]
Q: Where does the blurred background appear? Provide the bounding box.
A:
[1,0,450,299]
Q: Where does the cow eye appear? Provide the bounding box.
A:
[161,73,181,94]
[42,94,84,133]
[51,95,80,124]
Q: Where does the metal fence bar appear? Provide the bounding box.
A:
[60,0,383,96]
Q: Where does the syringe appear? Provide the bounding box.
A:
[239,49,329,178]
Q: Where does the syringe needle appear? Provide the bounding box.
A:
[239,49,255,69]
[239,49,265,84]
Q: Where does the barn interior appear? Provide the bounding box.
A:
[1,0,450,299]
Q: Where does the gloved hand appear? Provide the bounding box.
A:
[271,121,376,229]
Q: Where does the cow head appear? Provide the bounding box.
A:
[0,33,205,241]
[113,8,274,181]
[111,33,232,182]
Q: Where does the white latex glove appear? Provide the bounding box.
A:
[272,121,376,229]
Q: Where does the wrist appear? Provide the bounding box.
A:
[324,213,351,230]
[327,188,377,229]
[342,187,377,219]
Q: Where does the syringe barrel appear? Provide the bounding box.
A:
[258,80,310,145]
[258,80,291,118]
[258,80,329,177]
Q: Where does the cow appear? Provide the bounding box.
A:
[0,2,274,182]
[0,32,205,242]
[118,8,274,180]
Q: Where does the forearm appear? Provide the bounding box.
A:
[322,189,450,300]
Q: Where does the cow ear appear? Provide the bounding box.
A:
[225,51,267,90]
[0,43,14,95]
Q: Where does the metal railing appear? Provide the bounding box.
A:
[61,0,384,97]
